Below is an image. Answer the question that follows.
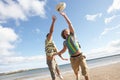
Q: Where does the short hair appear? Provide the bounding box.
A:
[61,29,66,39]
[46,33,49,38]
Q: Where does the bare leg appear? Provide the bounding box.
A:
[56,66,60,75]
[74,71,79,80]
[55,64,63,80]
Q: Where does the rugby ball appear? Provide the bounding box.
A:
[56,2,66,12]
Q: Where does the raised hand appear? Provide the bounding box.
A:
[60,12,66,16]
[52,15,57,21]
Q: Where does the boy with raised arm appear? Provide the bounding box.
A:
[45,15,67,80]
[54,12,90,80]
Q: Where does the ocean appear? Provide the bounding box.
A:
[0,54,120,80]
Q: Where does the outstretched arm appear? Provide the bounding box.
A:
[57,45,68,60]
[53,44,67,59]
[53,44,68,60]
[58,54,68,61]
[60,12,74,34]
[57,44,67,55]
[47,15,56,41]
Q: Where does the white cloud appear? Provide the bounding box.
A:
[0,0,26,21]
[1,55,45,64]
[105,15,120,24]
[85,13,102,21]
[0,0,46,22]
[0,25,19,56]
[104,15,116,24]
[88,39,120,59]
[109,40,120,47]
[0,55,46,73]
[107,0,120,13]
[18,0,46,18]
[99,24,120,38]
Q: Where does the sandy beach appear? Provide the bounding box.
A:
[40,62,120,80]
[1,62,120,80]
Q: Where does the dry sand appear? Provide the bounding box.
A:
[40,62,120,80]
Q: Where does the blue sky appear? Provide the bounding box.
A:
[0,0,120,73]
